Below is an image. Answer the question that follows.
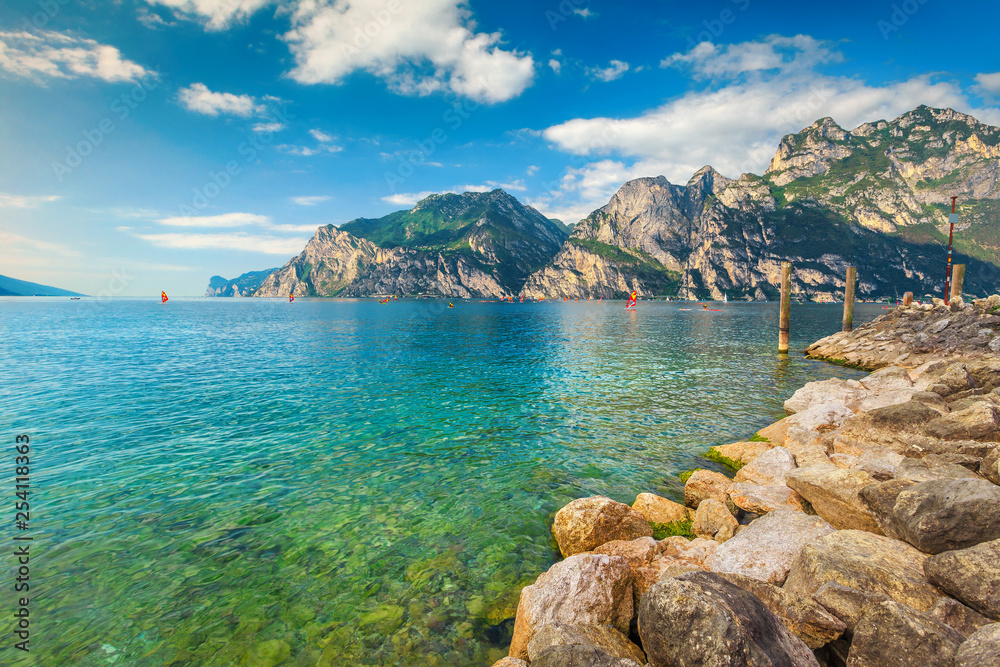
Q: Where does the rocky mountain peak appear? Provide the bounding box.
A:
[686,165,733,197]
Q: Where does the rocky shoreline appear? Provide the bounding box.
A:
[492,297,1000,667]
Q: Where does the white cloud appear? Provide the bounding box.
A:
[587,59,629,82]
[383,191,436,206]
[178,83,264,117]
[133,232,308,254]
[0,30,153,83]
[157,212,270,227]
[291,195,331,206]
[549,59,561,74]
[309,129,334,142]
[143,0,272,31]
[974,72,1000,98]
[574,8,595,18]
[277,144,342,156]
[136,7,176,29]
[0,193,60,208]
[1,232,83,258]
[283,0,534,103]
[526,165,539,176]
[661,34,840,80]
[252,121,286,132]
[536,35,1000,226]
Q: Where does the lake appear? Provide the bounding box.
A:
[0,298,881,666]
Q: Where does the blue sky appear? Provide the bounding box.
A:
[2,0,999,295]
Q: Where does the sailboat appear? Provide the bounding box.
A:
[723,292,728,303]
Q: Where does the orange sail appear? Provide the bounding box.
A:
[626,290,637,309]
[289,293,295,302]
[161,291,168,303]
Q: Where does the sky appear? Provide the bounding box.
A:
[1,0,999,296]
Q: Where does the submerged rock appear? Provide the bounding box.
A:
[638,571,819,667]
[552,496,653,558]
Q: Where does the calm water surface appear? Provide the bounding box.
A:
[0,298,880,666]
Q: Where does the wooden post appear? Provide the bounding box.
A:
[950,264,965,303]
[842,266,856,332]
[903,292,913,306]
[779,262,791,354]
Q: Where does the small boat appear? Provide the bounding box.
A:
[70,297,81,300]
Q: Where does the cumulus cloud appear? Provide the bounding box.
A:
[143,0,272,31]
[133,232,308,254]
[0,193,60,208]
[0,30,153,83]
[157,212,271,227]
[283,0,534,103]
[587,59,629,82]
[974,72,1000,98]
[309,129,335,143]
[661,34,841,80]
[548,59,561,74]
[178,83,265,117]
[532,35,1000,226]
[253,121,286,132]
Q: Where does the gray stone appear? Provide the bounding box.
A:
[812,581,892,632]
[734,446,797,486]
[928,596,992,638]
[833,400,941,456]
[846,601,964,667]
[924,402,1000,441]
[892,478,1000,554]
[954,623,1000,667]
[895,457,982,483]
[531,644,644,667]
[914,362,975,397]
[638,572,819,667]
[859,479,916,540]
[860,365,914,393]
[924,538,1000,620]
[785,467,881,533]
[979,446,1000,485]
[527,623,646,665]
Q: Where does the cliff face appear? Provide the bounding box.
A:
[523,106,1000,301]
[254,189,564,298]
[205,269,278,297]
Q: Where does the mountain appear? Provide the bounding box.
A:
[205,269,279,297]
[255,189,567,298]
[522,106,1000,301]
[0,274,85,297]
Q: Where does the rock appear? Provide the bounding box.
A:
[856,388,920,412]
[928,597,992,637]
[552,496,653,557]
[530,645,643,667]
[692,499,739,543]
[921,452,988,471]
[892,478,1000,554]
[829,453,859,469]
[707,510,835,585]
[729,482,807,514]
[859,479,916,540]
[895,457,982,483]
[910,390,951,414]
[734,446,797,486]
[658,536,719,567]
[784,379,866,414]
[812,581,892,632]
[847,601,964,667]
[785,467,882,533]
[757,419,789,446]
[594,537,658,570]
[708,441,774,468]
[491,659,528,667]
[684,469,737,513]
[966,360,1000,393]
[717,572,846,649]
[954,623,1000,667]
[914,362,975,397]
[901,435,997,461]
[638,571,819,667]
[526,623,646,665]
[981,447,1000,484]
[925,402,1000,441]
[856,449,904,480]
[793,445,836,469]
[860,365,914,393]
[924,538,1000,620]
[633,556,703,605]
[783,530,943,616]
[783,403,857,453]
[833,401,941,456]
[632,493,691,525]
[509,554,633,660]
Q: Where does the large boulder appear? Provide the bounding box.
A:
[692,499,739,543]
[855,448,905,480]
[924,402,1000,441]
[707,510,835,585]
[684,470,736,513]
[632,555,702,606]
[785,467,882,533]
[784,379,867,414]
[733,446,797,486]
[892,478,1000,554]
[811,581,891,632]
[508,554,633,661]
[966,359,1000,392]
[833,401,941,456]
[894,457,982,483]
[783,530,942,618]
[924,538,1000,620]
[914,362,975,396]
[729,483,807,514]
[708,441,773,468]
[490,659,527,667]
[859,479,916,540]
[981,447,1000,484]
[638,572,819,667]
[782,403,856,452]
[552,497,653,558]
[632,493,690,525]
[928,597,993,638]
[526,623,646,665]
[716,572,846,649]
[593,537,658,571]
[657,536,719,567]
[860,365,914,393]
[847,601,965,667]
[530,644,644,667]
[954,623,1000,667]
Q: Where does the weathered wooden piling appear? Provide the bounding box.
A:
[903,292,913,306]
[778,262,791,354]
[950,264,966,303]
[842,266,856,332]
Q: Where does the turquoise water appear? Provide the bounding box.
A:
[0,298,877,666]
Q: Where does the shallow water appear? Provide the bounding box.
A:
[0,298,878,666]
